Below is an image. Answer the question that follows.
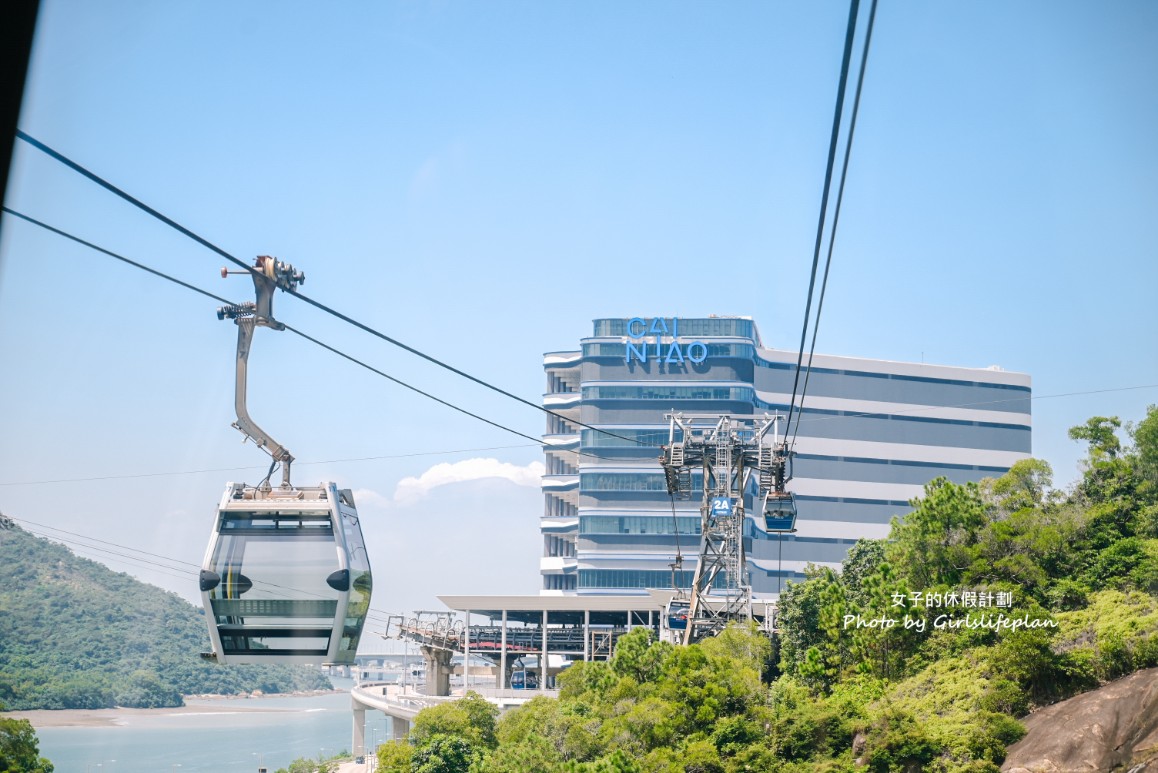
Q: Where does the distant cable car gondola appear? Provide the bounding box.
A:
[761,491,798,533]
[200,257,372,665]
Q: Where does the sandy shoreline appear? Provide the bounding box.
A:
[4,689,347,728]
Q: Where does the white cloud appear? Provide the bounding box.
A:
[392,458,545,504]
[350,488,393,512]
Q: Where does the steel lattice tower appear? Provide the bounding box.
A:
[660,413,792,644]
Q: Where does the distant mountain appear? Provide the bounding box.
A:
[0,520,331,710]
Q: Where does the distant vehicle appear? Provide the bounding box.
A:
[667,600,690,630]
[511,669,538,689]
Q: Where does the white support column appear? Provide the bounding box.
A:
[351,700,366,760]
[500,609,508,689]
[583,608,590,661]
[540,608,548,692]
[464,610,471,693]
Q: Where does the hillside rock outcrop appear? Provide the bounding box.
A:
[1002,668,1158,772]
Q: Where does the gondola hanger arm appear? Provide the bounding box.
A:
[217,256,305,490]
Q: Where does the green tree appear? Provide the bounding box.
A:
[496,696,598,762]
[776,568,834,678]
[1132,405,1158,486]
[887,477,986,589]
[376,740,414,773]
[679,739,724,773]
[989,458,1054,512]
[788,569,848,692]
[817,571,849,683]
[608,627,671,684]
[861,707,938,773]
[479,733,562,773]
[412,734,477,773]
[1130,406,1158,535]
[0,716,54,773]
[411,692,498,751]
[561,748,641,773]
[557,659,615,701]
[277,760,337,773]
[850,562,914,681]
[1069,416,1123,461]
[841,539,886,607]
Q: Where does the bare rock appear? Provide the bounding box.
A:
[1002,668,1158,772]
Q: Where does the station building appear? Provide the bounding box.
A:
[539,316,1031,597]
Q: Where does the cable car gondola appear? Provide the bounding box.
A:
[666,599,690,631]
[200,257,372,665]
[200,481,371,664]
[761,491,798,533]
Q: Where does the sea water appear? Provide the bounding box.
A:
[31,681,394,773]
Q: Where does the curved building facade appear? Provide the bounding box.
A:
[540,316,1031,597]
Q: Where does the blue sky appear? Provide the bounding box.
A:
[1,1,1156,636]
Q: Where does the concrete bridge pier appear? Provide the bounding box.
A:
[352,703,366,759]
[421,646,453,696]
[501,659,515,689]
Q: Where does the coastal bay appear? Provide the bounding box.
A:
[11,682,392,772]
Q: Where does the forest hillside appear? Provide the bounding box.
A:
[0,519,331,710]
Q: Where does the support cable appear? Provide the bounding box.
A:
[3,206,540,445]
[2,207,637,461]
[784,0,862,440]
[668,491,684,590]
[0,207,1145,497]
[8,382,1148,488]
[12,131,646,448]
[791,0,879,450]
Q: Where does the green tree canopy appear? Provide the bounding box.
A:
[0,717,54,773]
[887,477,987,589]
[1069,416,1123,461]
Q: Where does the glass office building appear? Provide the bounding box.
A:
[540,316,1031,596]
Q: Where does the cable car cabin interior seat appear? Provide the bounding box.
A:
[200,481,372,665]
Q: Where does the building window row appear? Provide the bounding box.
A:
[544,496,579,519]
[547,372,578,394]
[580,515,701,536]
[547,414,580,435]
[577,569,733,590]
[544,574,578,591]
[579,569,696,589]
[583,385,754,402]
[546,455,578,475]
[544,535,577,558]
[582,342,755,360]
[581,472,703,492]
[592,318,755,339]
[579,428,678,448]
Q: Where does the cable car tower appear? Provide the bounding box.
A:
[659,413,794,644]
[199,256,373,665]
